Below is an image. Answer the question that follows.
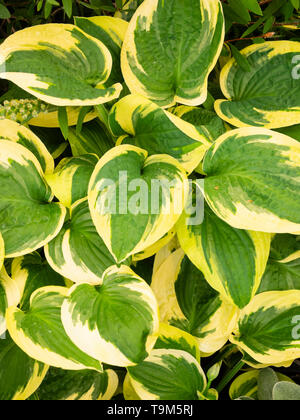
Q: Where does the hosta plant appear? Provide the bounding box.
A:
[0,0,299,401]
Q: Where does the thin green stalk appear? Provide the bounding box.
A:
[206,344,236,369]
[216,360,245,393]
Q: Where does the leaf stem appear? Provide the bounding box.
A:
[216,360,245,393]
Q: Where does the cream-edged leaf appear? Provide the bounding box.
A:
[45,154,98,208]
[88,144,188,263]
[203,127,300,233]
[109,95,211,174]
[154,323,201,362]
[215,41,300,129]
[75,16,128,84]
[6,286,103,371]
[151,249,238,355]
[128,349,207,400]
[177,203,271,308]
[0,267,21,337]
[0,24,122,106]
[0,119,54,174]
[230,291,300,365]
[45,199,117,285]
[0,333,48,401]
[121,0,224,107]
[61,265,159,367]
[36,367,118,401]
[0,141,66,257]
[11,252,65,311]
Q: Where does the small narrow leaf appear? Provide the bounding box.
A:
[0,4,11,19]
[58,106,69,140]
[62,0,73,18]
[229,44,252,72]
[241,0,263,15]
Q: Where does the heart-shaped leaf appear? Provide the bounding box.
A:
[203,127,300,233]
[61,265,159,367]
[88,144,188,263]
[215,41,300,129]
[121,0,224,107]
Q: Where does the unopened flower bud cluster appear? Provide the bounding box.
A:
[0,98,50,124]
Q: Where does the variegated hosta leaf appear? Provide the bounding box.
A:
[132,229,176,262]
[151,249,238,355]
[68,119,115,158]
[154,323,201,362]
[230,291,300,365]
[61,265,159,367]
[29,106,97,128]
[0,141,66,257]
[0,119,54,174]
[0,333,48,401]
[123,373,141,401]
[177,203,271,308]
[30,126,68,160]
[229,370,293,401]
[6,286,103,372]
[75,16,128,84]
[11,252,65,311]
[45,154,98,208]
[88,144,188,263]
[36,367,118,401]
[215,41,300,129]
[258,234,300,293]
[241,350,295,370]
[127,349,207,400]
[121,0,224,107]
[0,267,21,337]
[173,106,226,143]
[203,127,300,233]
[0,24,123,106]
[230,370,260,401]
[45,199,116,285]
[109,95,210,174]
